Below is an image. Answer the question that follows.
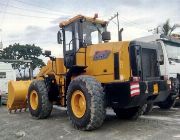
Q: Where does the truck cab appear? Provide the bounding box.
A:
[58,15,107,69]
[159,36,180,80]
[136,34,180,79]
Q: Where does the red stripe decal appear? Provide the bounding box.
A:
[130,82,140,97]
[131,87,139,91]
[131,92,140,97]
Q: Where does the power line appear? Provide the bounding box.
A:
[118,18,148,32]
[104,13,148,32]
[120,18,148,31]
[0,10,57,19]
[12,0,71,16]
[2,38,57,44]
[0,0,10,27]
[120,17,141,26]
[109,12,149,32]
[103,14,139,26]
[109,18,148,32]
[0,2,63,16]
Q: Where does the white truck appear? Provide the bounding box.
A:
[136,34,180,113]
[0,62,16,104]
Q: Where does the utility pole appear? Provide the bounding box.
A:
[108,12,123,41]
[116,12,120,40]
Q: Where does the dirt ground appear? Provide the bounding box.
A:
[1,106,180,140]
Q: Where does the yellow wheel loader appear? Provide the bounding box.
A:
[7,15,169,130]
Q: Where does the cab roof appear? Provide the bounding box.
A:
[59,15,107,28]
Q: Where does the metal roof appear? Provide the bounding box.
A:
[59,15,107,28]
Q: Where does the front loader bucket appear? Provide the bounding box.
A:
[7,80,31,112]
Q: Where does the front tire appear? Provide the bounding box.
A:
[28,80,53,119]
[67,75,106,130]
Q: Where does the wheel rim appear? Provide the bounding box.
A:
[30,90,39,110]
[71,90,86,118]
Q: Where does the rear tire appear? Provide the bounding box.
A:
[67,75,106,130]
[113,106,143,120]
[174,98,180,107]
[28,80,53,119]
[157,95,176,109]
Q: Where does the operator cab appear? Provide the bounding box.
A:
[58,15,110,68]
[161,38,180,63]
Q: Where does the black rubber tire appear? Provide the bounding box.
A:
[113,106,143,120]
[143,103,154,115]
[157,95,176,109]
[174,98,180,107]
[28,80,53,119]
[67,75,106,130]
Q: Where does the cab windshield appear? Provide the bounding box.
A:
[164,41,180,61]
[63,20,106,52]
[82,21,106,45]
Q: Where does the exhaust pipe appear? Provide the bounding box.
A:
[118,28,123,41]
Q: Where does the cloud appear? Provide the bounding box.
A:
[50,16,71,24]
[22,26,43,44]
[26,26,42,32]
[2,0,180,59]
[6,24,59,46]
[8,34,19,39]
[46,25,59,32]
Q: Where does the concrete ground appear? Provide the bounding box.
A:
[0,106,180,140]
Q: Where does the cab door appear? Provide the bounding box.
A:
[63,23,76,69]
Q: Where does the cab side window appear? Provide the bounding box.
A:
[65,25,73,51]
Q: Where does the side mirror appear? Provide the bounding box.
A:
[57,31,62,44]
[102,31,111,42]
[44,50,51,57]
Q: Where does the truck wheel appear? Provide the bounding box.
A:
[67,75,106,130]
[28,80,53,119]
[157,95,176,109]
[143,103,154,115]
[174,98,180,107]
[113,106,143,120]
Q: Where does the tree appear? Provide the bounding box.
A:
[0,43,45,78]
[160,19,177,36]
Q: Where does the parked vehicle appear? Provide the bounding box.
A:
[0,62,16,104]
[136,34,180,114]
[7,15,170,130]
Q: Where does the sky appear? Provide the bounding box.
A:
[0,0,180,58]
